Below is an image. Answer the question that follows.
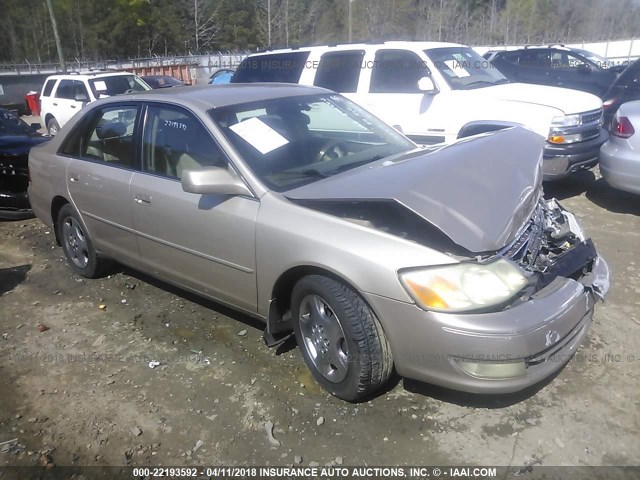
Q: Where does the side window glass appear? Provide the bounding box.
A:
[55,80,75,99]
[42,79,56,97]
[61,105,139,168]
[370,50,429,93]
[520,51,550,68]
[314,50,364,93]
[74,81,89,101]
[142,106,228,180]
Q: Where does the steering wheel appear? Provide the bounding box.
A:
[124,89,136,94]
[314,140,347,163]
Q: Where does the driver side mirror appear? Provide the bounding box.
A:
[181,166,252,197]
[417,76,437,93]
[74,92,89,103]
[30,123,42,131]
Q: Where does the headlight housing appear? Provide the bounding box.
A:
[551,114,581,127]
[399,259,528,313]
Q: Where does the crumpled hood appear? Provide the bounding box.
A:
[0,135,50,157]
[286,127,544,253]
[478,83,602,115]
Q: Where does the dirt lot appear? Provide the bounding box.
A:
[1,169,639,471]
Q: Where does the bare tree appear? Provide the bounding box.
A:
[190,0,220,51]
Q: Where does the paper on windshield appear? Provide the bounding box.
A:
[443,60,471,78]
[229,117,289,154]
[93,80,107,91]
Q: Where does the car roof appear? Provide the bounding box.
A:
[249,40,464,56]
[92,83,332,110]
[45,71,138,81]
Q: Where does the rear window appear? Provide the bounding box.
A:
[42,79,56,97]
[314,50,364,93]
[232,52,310,83]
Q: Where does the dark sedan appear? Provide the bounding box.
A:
[486,46,620,97]
[0,109,49,219]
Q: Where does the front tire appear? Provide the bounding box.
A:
[291,275,393,401]
[47,118,60,136]
[57,204,109,278]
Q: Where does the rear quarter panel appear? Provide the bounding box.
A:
[28,140,70,227]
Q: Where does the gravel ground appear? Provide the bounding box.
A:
[0,169,639,471]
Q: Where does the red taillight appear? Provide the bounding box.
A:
[611,116,635,138]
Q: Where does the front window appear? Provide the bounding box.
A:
[573,49,609,69]
[370,50,431,93]
[426,47,509,90]
[210,94,416,192]
[142,106,228,180]
[88,75,148,99]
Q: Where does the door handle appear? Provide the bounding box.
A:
[134,194,152,205]
[69,175,79,183]
[71,105,76,109]
[53,102,58,106]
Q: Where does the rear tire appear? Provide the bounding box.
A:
[291,275,393,402]
[47,118,60,136]
[57,204,110,278]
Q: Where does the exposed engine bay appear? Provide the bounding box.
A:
[497,198,598,291]
[293,197,601,299]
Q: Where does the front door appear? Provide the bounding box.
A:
[52,80,88,127]
[130,104,259,312]
[355,49,443,143]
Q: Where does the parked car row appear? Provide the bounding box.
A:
[231,41,608,180]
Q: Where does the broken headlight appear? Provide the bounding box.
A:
[399,259,527,313]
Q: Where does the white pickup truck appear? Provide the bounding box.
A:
[232,41,607,180]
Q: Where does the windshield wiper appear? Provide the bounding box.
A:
[326,156,386,175]
[276,169,330,178]
[462,79,509,89]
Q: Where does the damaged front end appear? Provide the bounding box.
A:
[498,198,609,302]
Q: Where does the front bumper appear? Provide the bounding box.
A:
[542,128,608,180]
[0,189,33,220]
[365,256,610,394]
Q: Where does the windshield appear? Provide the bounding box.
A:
[210,94,416,192]
[573,49,610,69]
[0,110,34,136]
[89,75,149,98]
[426,47,509,90]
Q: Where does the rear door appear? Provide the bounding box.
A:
[130,104,259,311]
[60,103,141,265]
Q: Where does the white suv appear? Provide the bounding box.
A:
[39,72,150,135]
[233,41,608,180]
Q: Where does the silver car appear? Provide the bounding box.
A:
[600,100,640,194]
[28,84,610,401]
